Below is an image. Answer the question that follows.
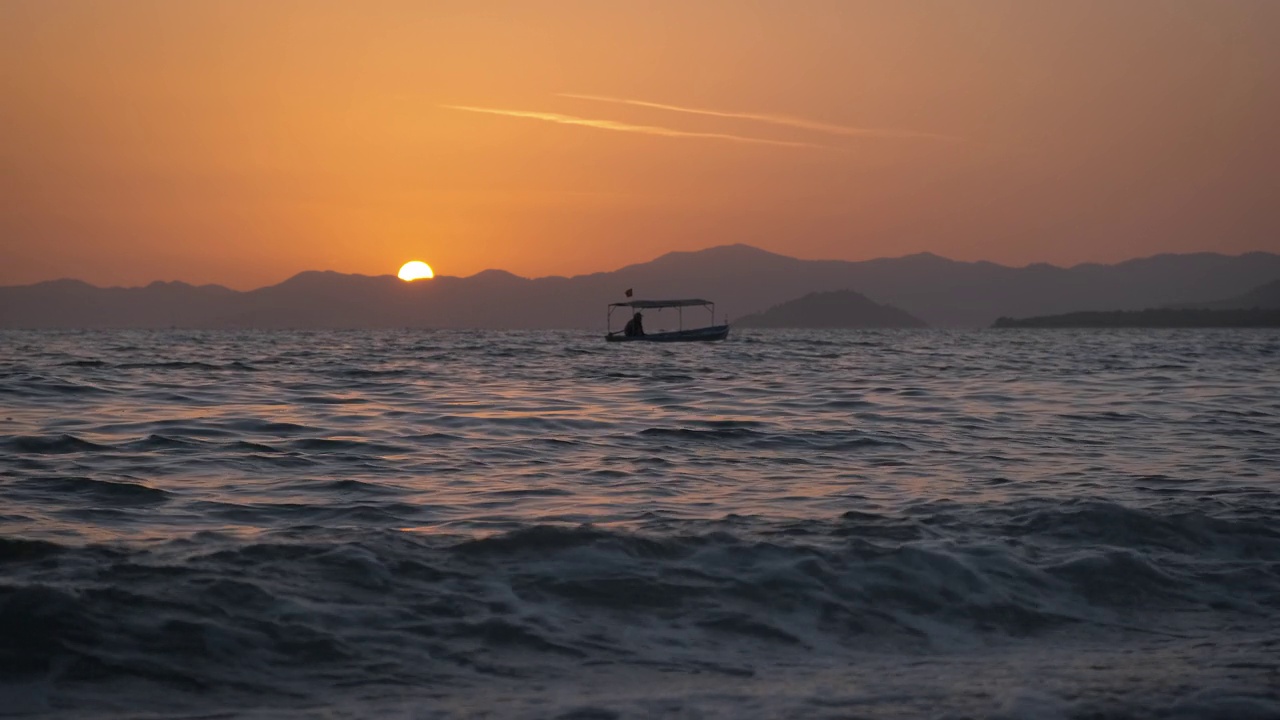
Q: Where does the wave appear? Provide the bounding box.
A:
[328,367,414,379]
[2,329,1279,715]
[8,475,170,505]
[0,537,64,563]
[2,516,1274,694]
[224,420,319,435]
[123,434,203,450]
[0,375,111,397]
[639,426,759,441]
[2,434,109,454]
[116,360,259,371]
[287,438,410,454]
[5,432,302,456]
[638,425,908,451]
[1000,499,1280,559]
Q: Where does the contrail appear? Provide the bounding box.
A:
[558,93,956,142]
[441,105,826,149]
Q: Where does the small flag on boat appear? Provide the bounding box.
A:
[625,288,633,297]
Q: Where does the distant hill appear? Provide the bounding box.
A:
[1194,278,1280,310]
[4,244,1280,329]
[993,308,1280,328]
[735,290,926,328]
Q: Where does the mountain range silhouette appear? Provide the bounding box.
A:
[735,290,927,328]
[2,244,1278,329]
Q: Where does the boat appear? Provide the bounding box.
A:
[605,298,730,342]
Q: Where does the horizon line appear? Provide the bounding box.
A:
[5,245,1273,291]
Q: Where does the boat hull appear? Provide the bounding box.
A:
[606,325,730,342]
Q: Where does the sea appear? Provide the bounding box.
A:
[1,329,1278,719]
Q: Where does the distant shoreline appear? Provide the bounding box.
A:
[993,308,1280,328]
[4,245,1277,330]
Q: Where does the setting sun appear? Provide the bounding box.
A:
[398,261,434,281]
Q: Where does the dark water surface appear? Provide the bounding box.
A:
[2,329,1278,719]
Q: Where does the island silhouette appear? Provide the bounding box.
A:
[993,308,1280,328]
[994,277,1280,327]
[1193,278,1280,310]
[2,244,1278,330]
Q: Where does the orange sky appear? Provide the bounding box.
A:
[3,0,1278,289]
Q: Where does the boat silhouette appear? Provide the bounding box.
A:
[605,298,730,342]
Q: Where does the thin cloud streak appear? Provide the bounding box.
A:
[559,93,958,142]
[441,105,826,149]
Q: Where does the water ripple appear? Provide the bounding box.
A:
[1,328,1278,717]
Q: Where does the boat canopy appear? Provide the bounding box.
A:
[609,299,712,309]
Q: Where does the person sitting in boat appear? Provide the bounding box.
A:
[623,311,645,337]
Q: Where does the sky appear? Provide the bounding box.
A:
[3,0,1279,289]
